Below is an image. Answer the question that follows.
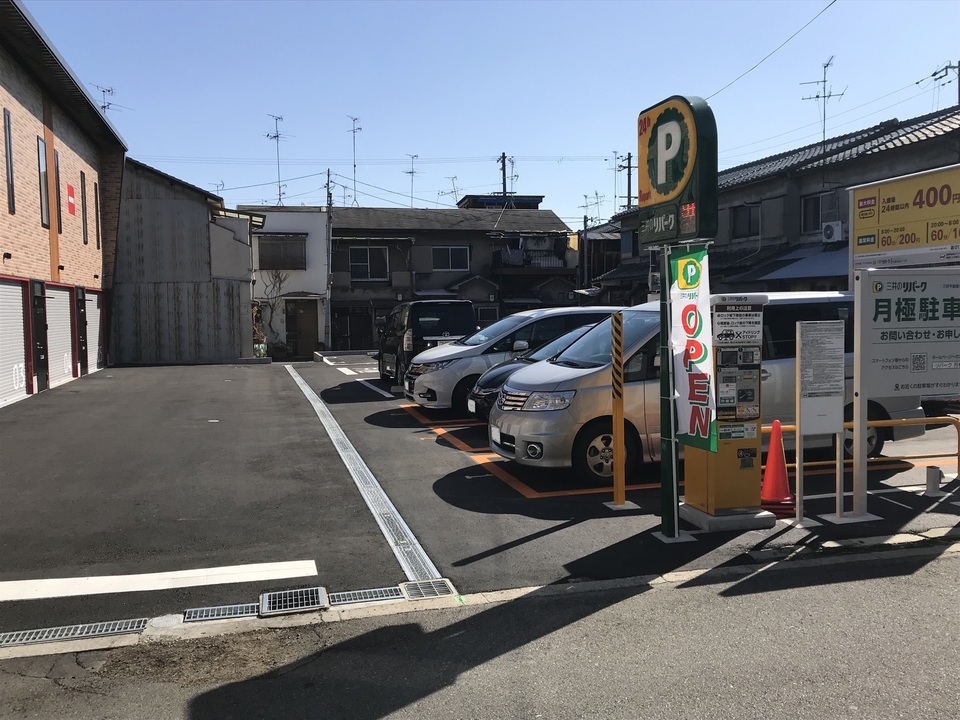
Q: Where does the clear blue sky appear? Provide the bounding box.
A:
[21,0,960,228]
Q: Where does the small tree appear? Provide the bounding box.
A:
[260,269,290,344]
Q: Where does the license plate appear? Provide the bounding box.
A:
[490,425,501,444]
[467,398,476,414]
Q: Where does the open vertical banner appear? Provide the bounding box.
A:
[669,246,717,452]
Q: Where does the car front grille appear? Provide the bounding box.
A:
[498,389,530,411]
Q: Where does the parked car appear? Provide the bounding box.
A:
[488,292,926,483]
[377,300,477,385]
[405,305,623,413]
[466,323,596,420]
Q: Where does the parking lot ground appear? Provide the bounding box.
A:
[0,364,406,633]
[2,356,958,640]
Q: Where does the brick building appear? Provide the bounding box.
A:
[0,0,126,407]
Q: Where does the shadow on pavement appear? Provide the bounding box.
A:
[187,584,645,720]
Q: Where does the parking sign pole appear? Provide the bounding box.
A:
[659,245,680,538]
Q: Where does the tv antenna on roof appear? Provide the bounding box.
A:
[265,114,286,206]
[347,116,361,207]
[801,56,846,145]
[91,84,132,114]
[404,154,419,208]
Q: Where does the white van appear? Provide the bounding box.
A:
[488,292,926,483]
[404,306,623,412]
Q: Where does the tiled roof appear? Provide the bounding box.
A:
[593,243,789,284]
[719,105,960,189]
[330,207,570,233]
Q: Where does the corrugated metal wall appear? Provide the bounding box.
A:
[112,279,245,365]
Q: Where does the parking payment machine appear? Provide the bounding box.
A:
[682,294,773,524]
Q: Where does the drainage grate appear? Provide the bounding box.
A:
[400,579,456,601]
[183,603,260,623]
[329,587,405,606]
[259,586,328,617]
[0,618,148,648]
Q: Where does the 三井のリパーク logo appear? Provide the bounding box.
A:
[676,258,702,290]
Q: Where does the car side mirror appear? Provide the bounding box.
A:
[512,340,529,354]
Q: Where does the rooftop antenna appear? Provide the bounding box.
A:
[438,176,460,206]
[508,157,518,196]
[91,84,132,114]
[404,154,419,208]
[210,180,225,194]
[801,56,846,145]
[265,114,286,205]
[347,116,362,206]
[593,191,605,218]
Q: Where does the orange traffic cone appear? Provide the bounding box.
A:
[761,419,795,517]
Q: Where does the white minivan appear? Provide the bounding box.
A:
[489,292,926,483]
[404,306,623,412]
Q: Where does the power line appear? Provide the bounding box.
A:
[706,0,837,100]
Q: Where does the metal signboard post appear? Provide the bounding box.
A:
[853,268,960,517]
[792,321,844,527]
[633,95,718,543]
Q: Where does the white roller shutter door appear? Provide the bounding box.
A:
[46,287,74,388]
[86,291,102,372]
[0,280,28,407]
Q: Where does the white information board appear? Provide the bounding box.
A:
[796,321,845,435]
[856,269,960,396]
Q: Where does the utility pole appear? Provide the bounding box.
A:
[404,154,419,208]
[347,116,361,207]
[499,152,507,196]
[265,114,285,206]
[618,152,634,209]
[930,60,960,106]
[579,195,594,291]
[801,56,846,145]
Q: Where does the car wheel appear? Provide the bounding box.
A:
[452,376,480,415]
[572,418,639,484]
[839,403,886,459]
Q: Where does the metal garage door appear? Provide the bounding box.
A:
[46,287,74,388]
[86,291,102,372]
[0,280,28,407]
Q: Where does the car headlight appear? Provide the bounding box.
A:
[522,390,575,411]
[421,360,457,373]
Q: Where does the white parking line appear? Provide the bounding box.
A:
[0,561,319,601]
[286,366,440,581]
[338,368,357,375]
[359,379,395,398]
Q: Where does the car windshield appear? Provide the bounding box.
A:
[413,304,476,336]
[458,315,528,346]
[552,310,660,368]
[524,324,594,361]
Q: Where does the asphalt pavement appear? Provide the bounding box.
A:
[1,357,958,649]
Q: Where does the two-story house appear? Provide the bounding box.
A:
[1,0,125,407]
[595,104,960,301]
[328,198,572,351]
[238,205,332,359]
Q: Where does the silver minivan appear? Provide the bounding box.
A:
[404,305,623,412]
[489,292,926,482]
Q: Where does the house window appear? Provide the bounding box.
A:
[54,150,62,233]
[349,246,388,280]
[37,138,49,228]
[731,205,760,239]
[801,191,840,234]
[432,246,469,271]
[3,108,13,214]
[94,182,101,249]
[259,235,307,270]
[80,171,88,244]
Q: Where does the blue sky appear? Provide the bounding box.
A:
[21,0,960,227]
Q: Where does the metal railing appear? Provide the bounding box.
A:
[762,416,960,471]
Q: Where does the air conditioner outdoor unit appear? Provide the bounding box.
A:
[821,221,843,244]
